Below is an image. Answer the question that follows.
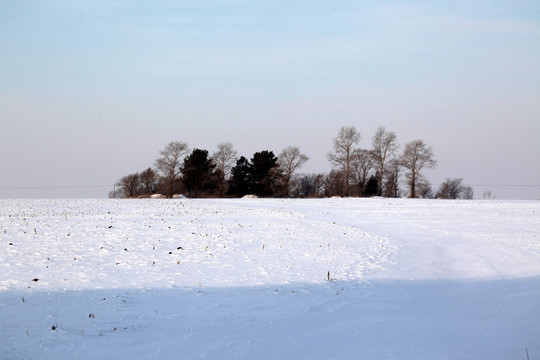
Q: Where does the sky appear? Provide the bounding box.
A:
[1,0,539,199]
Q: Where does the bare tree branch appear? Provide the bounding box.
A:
[154,141,189,197]
[279,146,309,197]
[401,139,437,198]
[212,142,238,197]
[327,126,361,197]
[372,126,398,196]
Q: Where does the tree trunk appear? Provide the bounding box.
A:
[410,172,416,198]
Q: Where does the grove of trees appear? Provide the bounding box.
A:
[115,126,473,199]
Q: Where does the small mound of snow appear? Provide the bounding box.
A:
[150,194,167,199]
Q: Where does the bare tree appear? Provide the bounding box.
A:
[278,146,309,197]
[436,178,464,199]
[372,126,398,196]
[322,170,345,197]
[154,141,189,197]
[212,142,238,197]
[293,173,324,198]
[139,167,157,195]
[212,142,238,179]
[327,126,361,197]
[383,158,403,198]
[117,172,140,198]
[400,139,437,198]
[417,177,434,198]
[351,148,375,197]
[462,186,474,200]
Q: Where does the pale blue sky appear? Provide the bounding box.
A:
[1,1,539,198]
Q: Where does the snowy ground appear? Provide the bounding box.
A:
[1,198,539,359]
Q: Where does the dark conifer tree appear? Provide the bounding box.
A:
[227,156,251,197]
[364,175,379,197]
[249,151,282,197]
[181,149,217,197]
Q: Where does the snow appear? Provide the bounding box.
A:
[1,198,539,359]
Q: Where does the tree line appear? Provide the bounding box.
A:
[115,126,473,199]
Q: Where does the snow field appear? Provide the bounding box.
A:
[1,198,539,359]
[1,199,390,291]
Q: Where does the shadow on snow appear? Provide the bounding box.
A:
[1,276,539,360]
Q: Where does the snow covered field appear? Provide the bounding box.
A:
[1,198,539,359]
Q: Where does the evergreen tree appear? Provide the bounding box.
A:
[227,156,251,197]
[250,151,282,197]
[181,149,217,197]
[364,176,379,197]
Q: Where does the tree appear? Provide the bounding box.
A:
[181,148,217,198]
[383,158,402,198]
[212,142,238,197]
[400,139,437,198]
[154,141,189,197]
[139,167,157,195]
[249,150,282,197]
[327,126,361,197]
[372,126,398,196]
[436,178,465,199]
[417,177,434,198]
[311,174,325,198]
[322,170,345,197]
[462,186,474,200]
[117,172,140,198]
[227,156,251,197]
[364,175,379,197]
[350,149,375,197]
[293,173,324,198]
[278,146,309,197]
